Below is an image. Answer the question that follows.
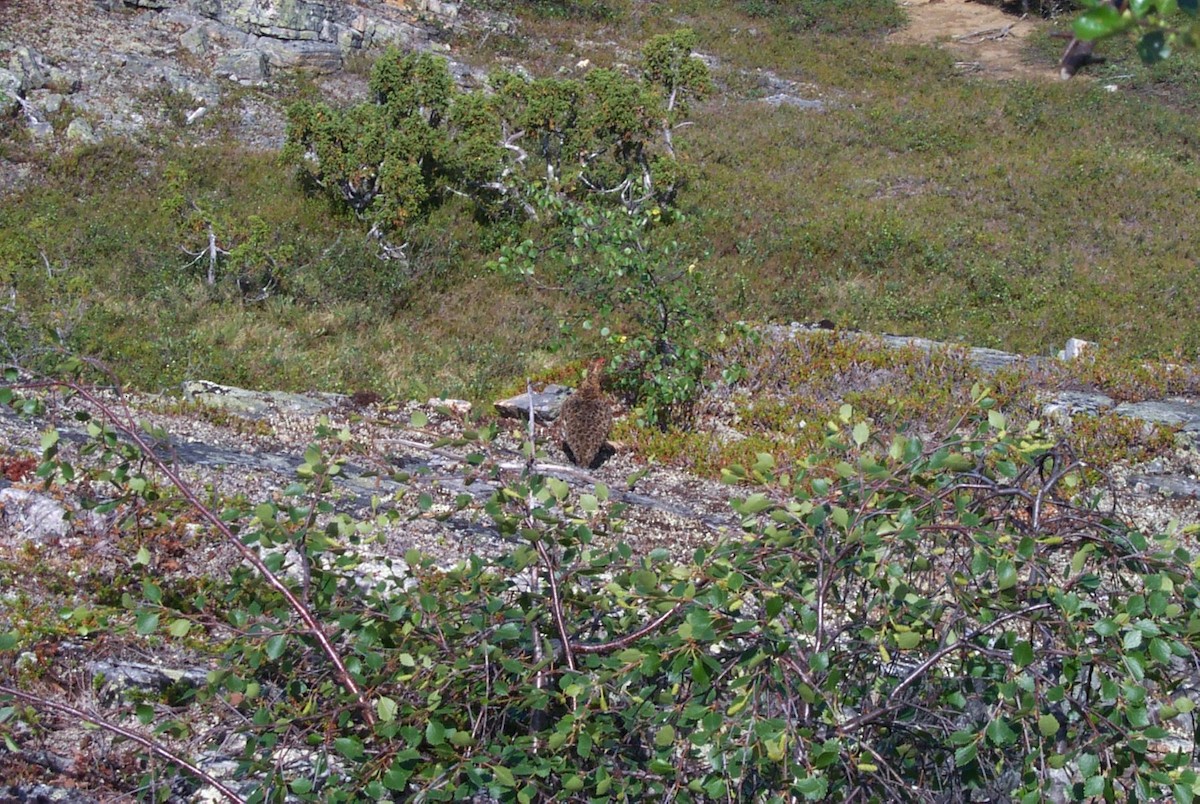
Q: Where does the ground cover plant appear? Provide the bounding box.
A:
[1,372,1199,800]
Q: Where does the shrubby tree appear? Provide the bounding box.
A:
[281,30,711,233]
[284,31,716,421]
[164,163,291,297]
[493,193,712,428]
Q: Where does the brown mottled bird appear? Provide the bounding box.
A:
[560,358,612,469]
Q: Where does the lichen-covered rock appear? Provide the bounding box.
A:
[230,0,331,41]
[65,116,99,144]
[0,487,70,542]
[258,39,343,73]
[180,23,213,56]
[215,48,268,81]
[9,45,49,91]
[32,90,64,115]
[181,379,345,419]
[0,67,20,116]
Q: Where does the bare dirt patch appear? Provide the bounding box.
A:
[889,0,1051,80]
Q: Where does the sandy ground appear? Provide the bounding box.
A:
[889,0,1051,80]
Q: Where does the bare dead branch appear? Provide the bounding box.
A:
[13,378,377,728]
[0,683,245,803]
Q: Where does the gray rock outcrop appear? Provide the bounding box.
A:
[65,117,99,144]
[0,68,21,116]
[215,48,269,82]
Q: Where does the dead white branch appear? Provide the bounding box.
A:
[180,224,229,286]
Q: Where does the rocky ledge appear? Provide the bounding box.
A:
[0,0,490,160]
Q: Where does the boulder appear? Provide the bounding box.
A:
[0,487,70,542]
[8,45,49,91]
[180,23,212,56]
[1041,390,1114,424]
[33,90,64,115]
[8,45,79,93]
[1114,398,1200,436]
[0,68,20,116]
[1057,337,1096,361]
[190,0,223,20]
[215,48,268,81]
[494,384,572,423]
[258,39,342,73]
[65,117,100,144]
[27,120,54,140]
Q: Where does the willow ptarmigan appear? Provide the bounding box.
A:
[560,358,612,469]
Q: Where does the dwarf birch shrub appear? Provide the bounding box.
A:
[3,374,1199,801]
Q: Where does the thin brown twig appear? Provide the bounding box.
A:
[15,378,375,727]
[0,684,245,803]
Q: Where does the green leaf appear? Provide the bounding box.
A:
[1013,641,1034,667]
[134,546,152,566]
[334,736,364,760]
[409,410,428,428]
[135,611,159,635]
[954,742,978,767]
[996,561,1018,591]
[0,633,18,651]
[1038,714,1060,737]
[830,506,849,529]
[852,421,870,446]
[142,581,162,605]
[734,493,773,515]
[986,718,1017,746]
[894,631,922,650]
[265,635,287,660]
[1073,5,1127,40]
[377,696,398,723]
[796,776,829,800]
[1077,752,1100,777]
[426,719,446,746]
[168,619,191,638]
[1136,30,1170,63]
[1083,775,1106,797]
[655,725,676,747]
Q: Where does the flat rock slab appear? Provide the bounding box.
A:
[772,322,1043,374]
[1042,391,1116,420]
[182,380,345,419]
[0,487,70,542]
[494,384,572,423]
[1113,399,1200,434]
[1127,474,1200,500]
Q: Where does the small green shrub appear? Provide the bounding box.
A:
[3,377,1199,801]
